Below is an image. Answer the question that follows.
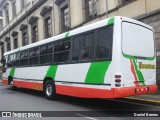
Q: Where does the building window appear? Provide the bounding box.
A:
[21,0,27,9]
[118,0,134,5]
[0,42,4,58]
[1,45,4,58]
[13,37,18,49]
[40,6,53,39]
[7,41,11,52]
[55,0,70,32]
[32,25,38,43]
[11,31,18,49]
[60,5,70,32]
[0,11,3,31]
[12,1,16,18]
[44,17,52,38]
[83,0,98,21]
[22,31,28,46]
[19,24,28,46]
[29,16,39,43]
[5,37,11,52]
[5,9,9,24]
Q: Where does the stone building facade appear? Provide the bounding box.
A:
[138,12,160,86]
[0,0,160,85]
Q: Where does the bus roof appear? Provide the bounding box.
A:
[4,16,153,56]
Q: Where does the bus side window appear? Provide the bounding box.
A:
[47,43,53,54]
[54,40,71,63]
[12,52,20,67]
[7,53,19,67]
[40,43,53,65]
[72,35,84,62]
[82,33,94,60]
[29,47,39,66]
[20,50,28,66]
[96,26,113,60]
[40,44,47,55]
[7,54,14,67]
[72,32,94,62]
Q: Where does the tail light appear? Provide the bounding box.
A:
[115,75,121,78]
[115,79,121,83]
[115,75,121,87]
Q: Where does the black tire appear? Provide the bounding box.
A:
[44,80,57,100]
[8,78,17,90]
[9,85,17,90]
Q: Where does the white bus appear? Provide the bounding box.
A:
[1,16,157,100]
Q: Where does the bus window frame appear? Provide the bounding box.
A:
[5,24,114,68]
[39,42,54,65]
[53,38,71,64]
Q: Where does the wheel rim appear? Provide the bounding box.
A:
[46,84,53,96]
[10,81,13,85]
[9,81,14,88]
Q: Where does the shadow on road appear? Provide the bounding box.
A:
[5,87,151,112]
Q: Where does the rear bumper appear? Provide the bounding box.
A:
[113,85,158,98]
[56,84,158,98]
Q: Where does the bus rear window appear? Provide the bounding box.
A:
[122,22,155,58]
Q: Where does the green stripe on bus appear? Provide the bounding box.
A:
[145,56,155,60]
[9,68,15,77]
[65,32,70,38]
[45,65,58,80]
[123,53,155,61]
[107,17,114,25]
[122,53,136,59]
[85,61,111,84]
[132,59,146,86]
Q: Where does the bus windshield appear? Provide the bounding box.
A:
[122,22,155,58]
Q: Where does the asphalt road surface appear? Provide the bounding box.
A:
[0,83,160,120]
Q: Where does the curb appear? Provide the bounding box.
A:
[119,97,160,106]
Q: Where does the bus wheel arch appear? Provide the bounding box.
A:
[43,77,57,100]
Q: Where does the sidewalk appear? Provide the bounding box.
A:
[122,90,160,106]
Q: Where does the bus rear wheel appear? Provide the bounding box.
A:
[44,80,57,100]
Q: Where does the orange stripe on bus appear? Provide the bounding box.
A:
[14,80,43,91]
[2,79,158,98]
[56,85,114,98]
[130,59,139,87]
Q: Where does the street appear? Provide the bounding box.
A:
[0,83,160,120]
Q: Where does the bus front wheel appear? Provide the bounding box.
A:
[8,77,17,90]
[44,80,57,100]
